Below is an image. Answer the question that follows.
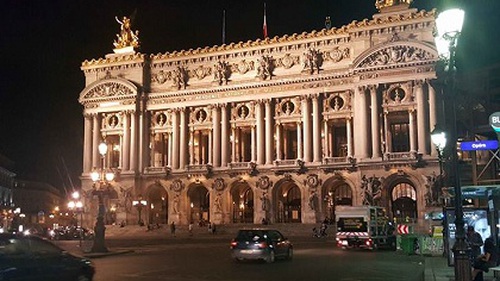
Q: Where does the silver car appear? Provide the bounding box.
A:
[230,229,293,263]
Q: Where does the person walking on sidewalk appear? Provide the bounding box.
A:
[467,226,484,260]
[170,221,176,237]
[188,221,193,236]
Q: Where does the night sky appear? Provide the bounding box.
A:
[1,0,499,194]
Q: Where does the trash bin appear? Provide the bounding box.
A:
[400,234,419,255]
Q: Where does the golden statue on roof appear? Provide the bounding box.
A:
[113,16,140,53]
[375,0,413,12]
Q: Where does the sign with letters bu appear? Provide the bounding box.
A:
[490,112,500,133]
[460,140,498,151]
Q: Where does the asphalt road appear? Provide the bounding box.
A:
[58,236,425,281]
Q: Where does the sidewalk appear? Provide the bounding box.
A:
[424,255,498,281]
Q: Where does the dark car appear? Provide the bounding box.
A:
[230,229,293,263]
[0,233,95,281]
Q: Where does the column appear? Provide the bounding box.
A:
[428,80,438,156]
[208,130,213,165]
[167,132,173,167]
[301,96,312,162]
[251,125,256,162]
[312,94,321,162]
[264,100,273,165]
[92,114,100,169]
[415,80,428,155]
[179,108,187,169]
[409,110,417,153]
[130,111,137,171]
[276,124,282,160]
[212,106,221,167]
[231,126,236,163]
[171,110,179,169]
[353,86,369,159]
[221,104,229,167]
[346,118,353,157]
[123,112,130,171]
[370,85,381,158]
[138,111,146,173]
[150,133,156,167]
[256,101,265,165]
[83,114,93,173]
[119,134,124,168]
[297,122,303,160]
[189,130,195,165]
[383,112,389,154]
[323,120,330,158]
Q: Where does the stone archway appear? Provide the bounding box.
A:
[390,182,418,223]
[322,182,353,223]
[147,184,168,225]
[187,184,209,224]
[274,181,302,223]
[230,181,254,223]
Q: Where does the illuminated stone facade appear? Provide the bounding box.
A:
[79,3,444,228]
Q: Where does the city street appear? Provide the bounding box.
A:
[56,234,425,281]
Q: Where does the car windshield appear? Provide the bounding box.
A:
[236,230,268,242]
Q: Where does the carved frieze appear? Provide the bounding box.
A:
[193,65,212,80]
[276,54,300,69]
[232,60,254,75]
[359,45,433,68]
[85,82,134,98]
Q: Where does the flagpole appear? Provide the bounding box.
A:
[263,3,268,38]
[222,10,226,45]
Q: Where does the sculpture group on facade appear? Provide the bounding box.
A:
[114,16,140,50]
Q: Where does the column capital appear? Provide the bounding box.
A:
[413,79,425,88]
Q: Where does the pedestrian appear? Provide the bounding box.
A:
[208,222,212,233]
[170,221,176,237]
[211,223,216,234]
[188,221,193,236]
[467,225,484,260]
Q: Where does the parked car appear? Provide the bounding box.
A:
[49,226,94,241]
[230,229,293,263]
[0,233,95,281]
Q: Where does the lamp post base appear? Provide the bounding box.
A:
[91,216,108,253]
[452,237,471,281]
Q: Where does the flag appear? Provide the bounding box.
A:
[222,10,226,45]
[263,3,268,38]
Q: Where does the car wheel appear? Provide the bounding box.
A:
[266,250,275,263]
[286,248,293,260]
[76,274,91,281]
[233,257,242,263]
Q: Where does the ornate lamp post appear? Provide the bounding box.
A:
[90,142,115,253]
[67,191,84,248]
[132,197,147,226]
[434,8,469,281]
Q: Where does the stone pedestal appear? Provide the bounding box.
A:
[212,212,223,224]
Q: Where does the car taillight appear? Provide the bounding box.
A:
[365,239,372,246]
[230,241,237,248]
[257,242,268,249]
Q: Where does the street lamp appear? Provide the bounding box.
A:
[68,191,84,248]
[90,141,115,253]
[434,8,468,281]
[132,197,147,226]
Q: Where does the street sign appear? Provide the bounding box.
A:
[397,224,409,234]
[460,140,498,151]
[490,112,500,133]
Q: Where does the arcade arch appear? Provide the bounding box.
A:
[274,180,302,223]
[147,184,168,225]
[322,181,353,222]
[230,182,254,223]
[188,184,210,224]
[390,182,418,222]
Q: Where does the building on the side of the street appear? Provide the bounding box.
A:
[12,180,63,229]
[79,0,448,230]
[0,154,16,231]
